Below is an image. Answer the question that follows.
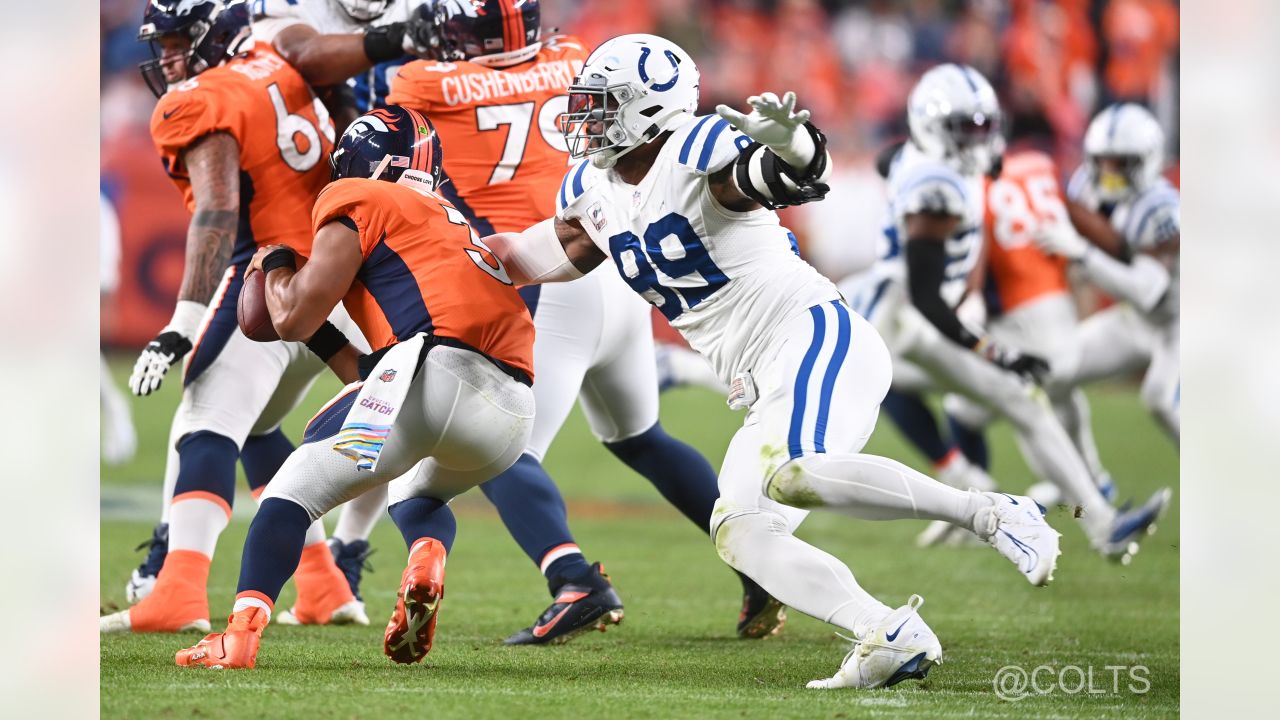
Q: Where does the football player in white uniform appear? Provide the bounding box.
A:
[842,64,1170,562]
[487,34,1063,690]
[101,191,137,466]
[1039,103,1180,441]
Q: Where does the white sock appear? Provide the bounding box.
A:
[304,518,327,547]
[771,453,992,532]
[935,449,997,493]
[1012,407,1115,538]
[333,484,388,544]
[715,511,890,634]
[168,494,231,559]
[232,595,272,621]
[158,432,182,525]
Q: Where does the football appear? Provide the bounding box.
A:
[237,268,279,342]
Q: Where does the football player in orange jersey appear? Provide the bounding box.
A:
[103,0,364,634]
[177,106,537,670]
[385,1,784,643]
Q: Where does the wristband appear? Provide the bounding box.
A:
[305,320,349,363]
[363,23,407,64]
[262,248,297,274]
[165,299,208,339]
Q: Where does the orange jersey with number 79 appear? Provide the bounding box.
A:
[983,151,1071,314]
[386,34,588,235]
[149,44,335,258]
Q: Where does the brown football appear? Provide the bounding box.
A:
[237,268,280,342]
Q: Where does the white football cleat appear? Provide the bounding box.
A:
[99,608,210,634]
[974,492,1061,586]
[274,599,369,626]
[806,595,942,690]
[1096,488,1172,564]
[126,569,157,604]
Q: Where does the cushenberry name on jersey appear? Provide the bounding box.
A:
[439,59,583,107]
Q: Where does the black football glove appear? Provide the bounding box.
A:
[404,4,442,59]
[128,300,206,396]
[978,338,1050,385]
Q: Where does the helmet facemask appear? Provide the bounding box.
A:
[1088,154,1145,204]
[137,1,252,98]
[559,77,646,169]
[938,109,1003,176]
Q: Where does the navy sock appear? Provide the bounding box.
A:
[236,497,312,601]
[604,422,718,531]
[947,413,990,470]
[881,390,950,465]
[239,429,294,495]
[388,497,457,554]
[174,431,238,508]
[480,454,590,584]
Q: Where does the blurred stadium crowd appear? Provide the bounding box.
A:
[100,0,1179,342]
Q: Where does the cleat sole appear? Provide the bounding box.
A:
[384,580,441,664]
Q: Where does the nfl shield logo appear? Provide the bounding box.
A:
[379,369,397,383]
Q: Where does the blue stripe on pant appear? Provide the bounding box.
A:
[787,301,854,459]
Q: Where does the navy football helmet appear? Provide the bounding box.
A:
[330,106,444,190]
[424,0,541,67]
[137,0,252,97]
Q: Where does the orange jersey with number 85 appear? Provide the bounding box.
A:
[150,44,335,258]
[386,35,588,235]
[983,151,1071,314]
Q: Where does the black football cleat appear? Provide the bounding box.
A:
[328,538,375,601]
[737,576,786,639]
[503,562,624,646]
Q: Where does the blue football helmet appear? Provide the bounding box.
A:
[330,106,444,190]
[422,0,541,67]
[137,0,252,97]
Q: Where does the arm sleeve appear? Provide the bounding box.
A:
[485,218,583,286]
[1078,248,1171,313]
[905,238,982,349]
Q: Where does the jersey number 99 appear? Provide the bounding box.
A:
[609,212,728,321]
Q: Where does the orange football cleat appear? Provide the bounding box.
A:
[101,550,212,634]
[383,538,446,664]
[275,543,369,626]
[175,606,269,669]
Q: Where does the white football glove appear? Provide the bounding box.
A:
[128,300,206,397]
[1033,220,1090,261]
[715,91,814,168]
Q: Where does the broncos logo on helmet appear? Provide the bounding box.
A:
[331,105,445,190]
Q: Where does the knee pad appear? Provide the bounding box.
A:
[762,457,824,509]
[710,507,791,569]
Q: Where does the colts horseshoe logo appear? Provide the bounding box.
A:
[637,46,680,92]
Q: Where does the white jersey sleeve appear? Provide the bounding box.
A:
[554,159,612,241]
[669,114,752,175]
[1121,182,1180,251]
[250,0,313,43]
[888,159,970,220]
[1065,164,1100,211]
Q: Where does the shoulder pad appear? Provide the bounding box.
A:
[674,115,751,175]
[1125,185,1180,249]
[384,59,446,108]
[555,159,599,217]
[891,161,968,218]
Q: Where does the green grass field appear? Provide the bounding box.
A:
[100,355,1179,719]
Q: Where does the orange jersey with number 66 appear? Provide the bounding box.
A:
[312,177,534,378]
[386,35,588,235]
[150,44,335,259]
[983,151,1071,314]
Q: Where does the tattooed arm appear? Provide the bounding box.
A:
[128,131,242,396]
[179,132,241,304]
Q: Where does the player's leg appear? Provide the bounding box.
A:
[481,280,623,645]
[580,283,784,638]
[104,293,289,634]
[247,348,364,626]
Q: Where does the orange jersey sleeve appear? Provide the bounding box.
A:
[386,35,589,234]
[149,44,334,259]
[313,178,535,378]
[984,151,1071,314]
